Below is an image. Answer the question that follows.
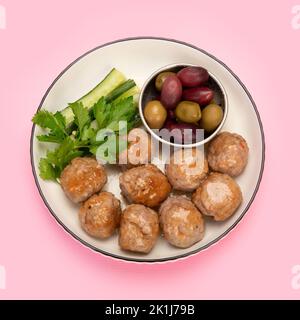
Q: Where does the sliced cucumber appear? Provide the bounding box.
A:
[61,107,75,128]
[113,85,140,105]
[105,80,136,103]
[61,68,126,126]
[77,68,126,107]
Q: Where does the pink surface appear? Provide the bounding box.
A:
[0,0,299,299]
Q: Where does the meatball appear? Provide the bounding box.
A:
[119,204,159,253]
[118,128,154,170]
[119,164,171,207]
[60,157,107,203]
[165,148,209,192]
[159,196,205,248]
[79,192,121,239]
[192,172,242,221]
[207,132,249,177]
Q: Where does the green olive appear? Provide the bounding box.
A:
[175,101,201,123]
[155,71,176,91]
[200,104,223,132]
[144,100,167,129]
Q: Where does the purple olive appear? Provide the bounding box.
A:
[160,75,182,109]
[163,120,177,131]
[182,87,214,106]
[177,66,209,87]
[167,109,176,120]
[155,71,176,91]
[162,121,202,144]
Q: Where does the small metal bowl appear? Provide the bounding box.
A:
[139,63,228,148]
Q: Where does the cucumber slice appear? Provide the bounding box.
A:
[105,80,136,103]
[61,108,75,128]
[61,68,126,126]
[113,85,140,105]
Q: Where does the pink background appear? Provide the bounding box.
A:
[0,0,299,299]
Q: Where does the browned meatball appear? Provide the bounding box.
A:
[119,164,171,207]
[165,148,209,192]
[118,128,153,170]
[159,196,205,248]
[119,204,159,253]
[60,157,107,203]
[207,132,249,177]
[79,192,121,239]
[192,172,242,221]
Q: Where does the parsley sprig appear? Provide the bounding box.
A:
[32,96,140,181]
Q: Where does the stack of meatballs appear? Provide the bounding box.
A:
[60,129,249,254]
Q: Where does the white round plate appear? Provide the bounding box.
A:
[31,37,265,263]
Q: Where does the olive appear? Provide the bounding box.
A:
[163,121,200,144]
[182,87,214,106]
[160,75,182,109]
[155,71,176,91]
[167,109,176,120]
[175,101,201,123]
[177,66,209,87]
[199,104,223,132]
[144,100,167,129]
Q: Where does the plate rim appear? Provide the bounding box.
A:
[30,36,266,263]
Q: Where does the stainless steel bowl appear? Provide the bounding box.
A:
[139,63,228,148]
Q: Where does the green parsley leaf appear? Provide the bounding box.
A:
[52,137,79,170]
[109,97,134,122]
[93,97,111,129]
[37,133,65,143]
[70,102,91,138]
[81,126,96,142]
[41,137,84,180]
[38,158,58,181]
[32,110,67,141]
